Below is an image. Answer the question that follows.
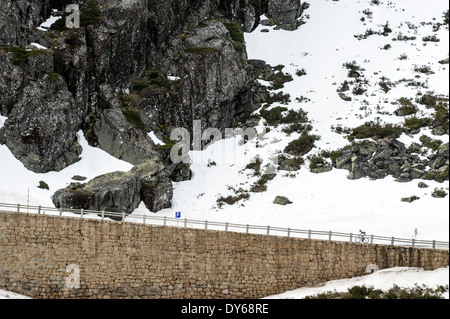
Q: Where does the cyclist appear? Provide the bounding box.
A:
[359,230,366,241]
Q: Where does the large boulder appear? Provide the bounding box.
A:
[53,158,175,217]
[273,196,293,206]
[53,171,142,218]
[267,0,303,31]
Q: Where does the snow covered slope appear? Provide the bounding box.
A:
[266,266,449,299]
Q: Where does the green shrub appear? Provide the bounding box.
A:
[131,79,150,92]
[38,181,50,190]
[217,193,250,207]
[320,149,344,165]
[49,0,101,31]
[423,167,449,183]
[432,188,448,198]
[308,154,326,169]
[417,94,437,108]
[432,103,449,131]
[48,73,60,81]
[296,68,307,77]
[304,285,448,299]
[282,122,312,135]
[122,109,148,132]
[8,47,46,66]
[264,92,291,106]
[352,84,366,95]
[231,41,246,53]
[422,35,440,42]
[414,65,434,75]
[284,132,317,156]
[159,137,177,151]
[261,106,288,124]
[224,22,244,42]
[419,135,443,152]
[50,14,68,31]
[395,98,417,116]
[344,285,374,299]
[378,76,394,93]
[268,71,293,90]
[261,106,307,126]
[343,61,364,78]
[246,157,263,174]
[150,77,171,89]
[348,122,402,141]
[403,116,431,131]
[80,0,102,27]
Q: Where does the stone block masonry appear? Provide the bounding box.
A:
[0,212,448,299]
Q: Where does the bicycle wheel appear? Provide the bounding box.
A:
[363,237,369,244]
[355,237,362,243]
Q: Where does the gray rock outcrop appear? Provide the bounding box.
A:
[333,140,449,183]
[53,171,142,219]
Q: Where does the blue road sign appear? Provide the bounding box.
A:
[176,212,181,219]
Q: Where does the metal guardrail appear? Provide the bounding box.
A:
[0,202,448,250]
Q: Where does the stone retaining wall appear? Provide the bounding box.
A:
[0,212,448,299]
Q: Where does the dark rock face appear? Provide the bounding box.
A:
[0,0,48,47]
[0,53,84,173]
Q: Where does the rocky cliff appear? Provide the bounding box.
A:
[0,0,303,216]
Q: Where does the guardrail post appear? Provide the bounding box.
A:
[370,235,374,244]
[287,228,291,238]
[38,205,41,214]
[163,216,167,226]
[225,222,229,231]
[59,207,62,217]
[101,210,105,221]
[391,237,395,245]
[80,208,84,219]
[205,220,208,230]
[433,240,436,249]
[184,218,187,228]
[17,204,20,213]
[412,239,415,247]
[329,231,332,241]
[267,226,270,236]
[308,229,311,239]
[143,215,146,225]
[246,224,249,234]
[349,233,353,243]
[122,212,125,221]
